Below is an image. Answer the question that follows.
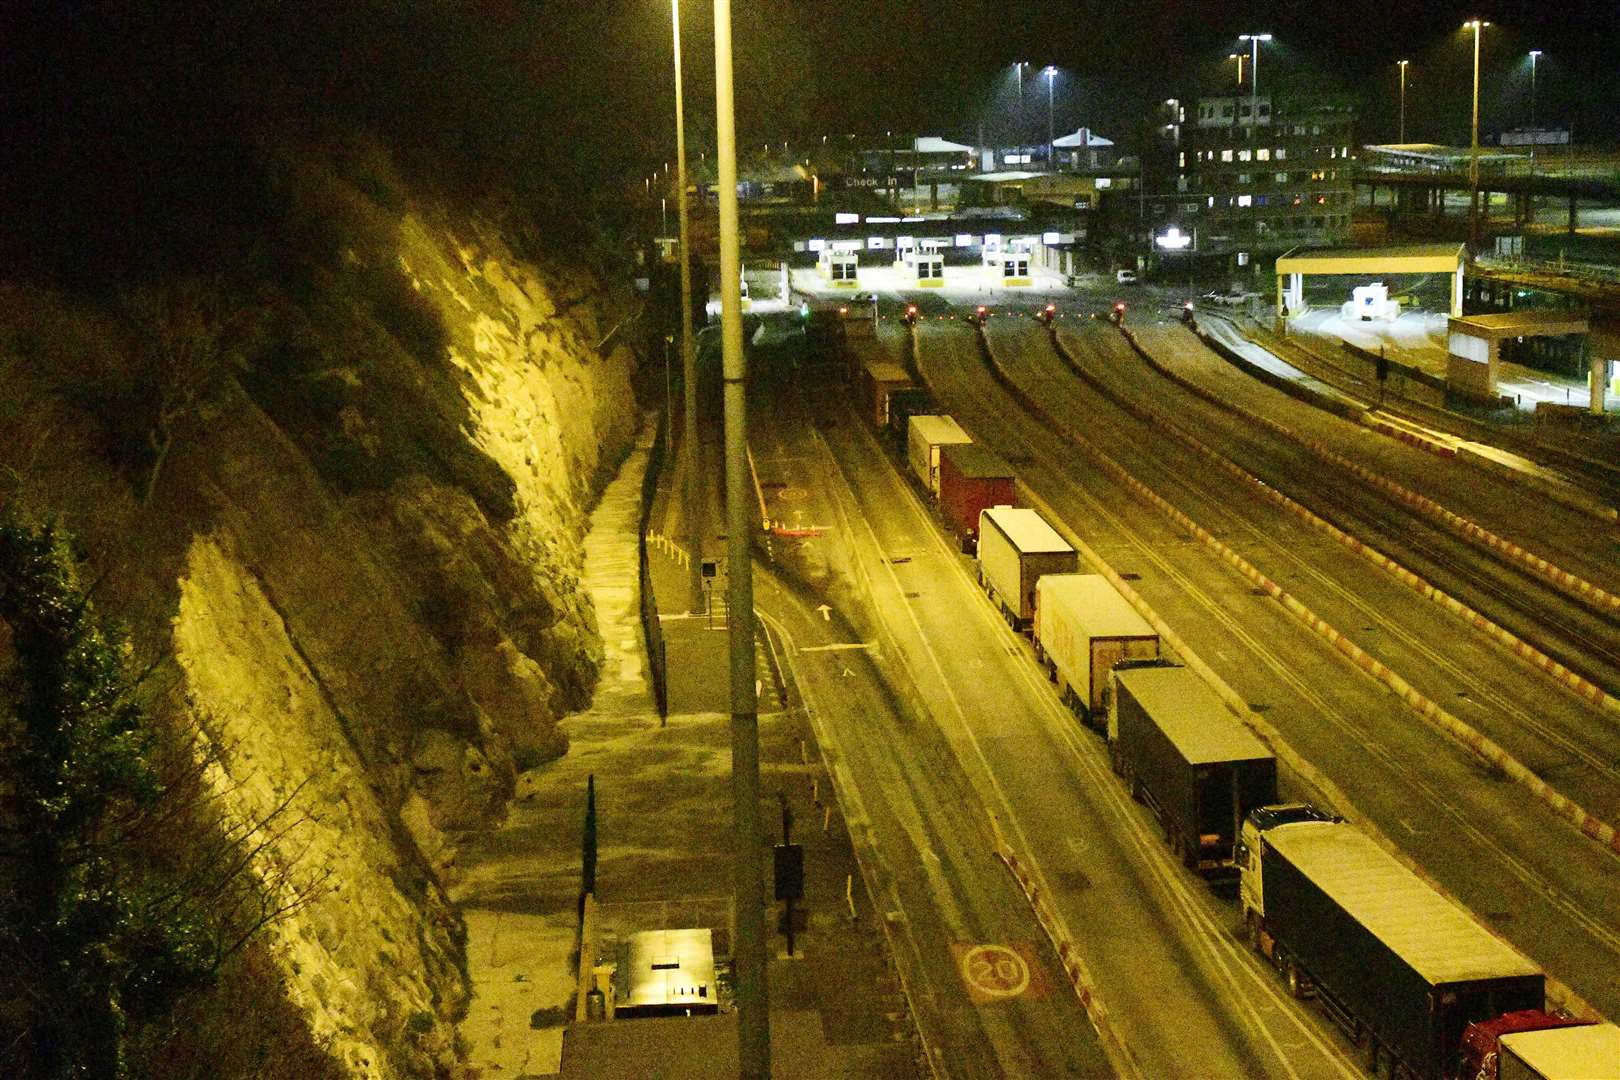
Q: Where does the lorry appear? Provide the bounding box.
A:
[1497,1022,1618,1080]
[1109,665,1277,875]
[1033,574,1158,727]
[906,414,972,496]
[859,359,914,428]
[1461,1012,1614,1080]
[976,506,1076,631]
[938,443,1016,553]
[1238,814,1545,1080]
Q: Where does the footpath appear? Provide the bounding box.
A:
[453,414,920,1079]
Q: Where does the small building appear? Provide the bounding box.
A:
[614,929,719,1019]
[1447,309,1590,400]
[1053,127,1117,170]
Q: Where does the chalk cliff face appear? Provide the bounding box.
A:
[1,155,638,1076]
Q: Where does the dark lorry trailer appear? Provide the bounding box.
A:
[938,443,1016,552]
[859,359,914,429]
[1242,818,1544,1080]
[1109,666,1276,876]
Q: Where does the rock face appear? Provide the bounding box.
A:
[159,209,638,1076]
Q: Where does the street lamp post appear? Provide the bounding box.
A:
[671,0,704,614]
[1044,66,1056,172]
[1465,18,1490,247]
[1397,59,1409,143]
[1237,33,1271,130]
[712,2,770,1076]
[1528,50,1542,175]
[1227,52,1245,87]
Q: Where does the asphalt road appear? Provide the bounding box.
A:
[906,314,1620,1034]
[748,335,1367,1079]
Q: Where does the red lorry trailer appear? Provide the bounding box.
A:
[1240,816,1544,1080]
[938,443,1016,552]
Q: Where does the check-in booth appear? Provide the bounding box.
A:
[902,240,945,287]
[1447,309,1591,402]
[983,241,1033,287]
[818,243,860,288]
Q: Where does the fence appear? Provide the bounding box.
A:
[638,415,669,720]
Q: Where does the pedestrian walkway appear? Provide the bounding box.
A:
[455,411,915,1080]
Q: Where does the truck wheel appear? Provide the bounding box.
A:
[1284,957,1306,999]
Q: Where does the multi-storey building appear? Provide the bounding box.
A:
[1181,94,1355,256]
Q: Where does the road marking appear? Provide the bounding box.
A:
[954,943,1034,1002]
[798,641,875,653]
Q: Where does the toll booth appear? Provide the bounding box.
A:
[902,241,945,287]
[818,245,860,288]
[978,238,1030,284]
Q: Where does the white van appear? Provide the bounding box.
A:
[1115,269,1139,285]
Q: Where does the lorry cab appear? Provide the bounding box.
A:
[1237,803,1337,949]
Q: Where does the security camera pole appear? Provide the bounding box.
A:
[713,1,770,1074]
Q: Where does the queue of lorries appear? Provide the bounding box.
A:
[854,345,1616,1080]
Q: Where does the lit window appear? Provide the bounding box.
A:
[1275,148,1287,160]
[1237,194,1253,207]
[1178,152,1186,168]
[1256,148,1271,161]
[1275,172,1288,183]
[1221,150,1233,162]
[1238,149,1251,162]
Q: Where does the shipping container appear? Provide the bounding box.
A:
[860,360,914,428]
[976,506,1076,630]
[939,443,1016,552]
[1034,574,1158,725]
[1243,818,1544,1080]
[1499,1023,1619,1080]
[907,414,972,495]
[1111,666,1276,875]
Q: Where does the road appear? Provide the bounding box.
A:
[747,334,1367,1079]
[904,311,1620,1034]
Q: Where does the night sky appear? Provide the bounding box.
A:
[2,0,1617,274]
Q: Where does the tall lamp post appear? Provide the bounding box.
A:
[1527,49,1542,175]
[1227,52,1245,87]
[712,1,770,1076]
[1397,59,1409,143]
[1237,33,1271,129]
[670,0,703,614]
[1014,61,1028,160]
[1464,18,1490,247]
[1044,66,1057,172]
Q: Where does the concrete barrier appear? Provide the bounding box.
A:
[976,325,1620,859]
[1146,327,1620,619]
[1043,327,1620,722]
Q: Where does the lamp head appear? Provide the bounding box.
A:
[1529,49,1542,58]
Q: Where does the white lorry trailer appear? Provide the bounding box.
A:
[906,414,972,496]
[1033,573,1158,727]
[976,506,1076,631]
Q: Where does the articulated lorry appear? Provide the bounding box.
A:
[976,506,1076,631]
[1034,573,1158,727]
[1109,665,1276,875]
[1239,813,1546,1079]
[1462,1012,1616,1080]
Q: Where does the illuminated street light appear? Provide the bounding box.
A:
[1397,59,1410,143]
[1528,49,1543,175]
[1464,18,1491,246]
[1043,66,1057,172]
[1237,33,1272,131]
[1227,52,1245,86]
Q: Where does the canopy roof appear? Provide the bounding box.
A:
[1053,127,1114,149]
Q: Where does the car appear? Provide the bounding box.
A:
[1116,269,1139,285]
